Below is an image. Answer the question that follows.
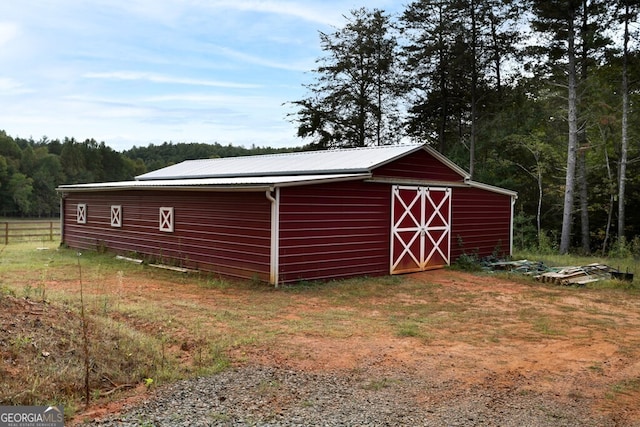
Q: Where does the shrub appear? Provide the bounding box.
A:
[513,211,537,251]
[537,230,558,255]
[609,237,632,259]
[453,252,482,271]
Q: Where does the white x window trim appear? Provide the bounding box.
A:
[77,204,87,224]
[159,207,174,232]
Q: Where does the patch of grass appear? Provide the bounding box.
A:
[285,275,403,298]
[198,276,232,290]
[515,308,567,338]
[607,378,640,399]
[10,333,33,350]
[396,321,421,337]
[587,279,639,291]
[557,304,580,313]
[487,328,506,343]
[194,342,231,376]
[0,284,15,298]
[588,363,604,374]
[393,318,434,341]
[0,297,172,408]
[0,244,243,410]
[362,377,398,391]
[532,316,565,336]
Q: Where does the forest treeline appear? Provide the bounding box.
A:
[0,132,293,218]
[288,0,640,255]
[1,0,639,256]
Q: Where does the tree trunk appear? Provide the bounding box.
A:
[438,5,448,154]
[489,12,502,97]
[618,0,630,241]
[375,36,383,146]
[577,0,590,254]
[560,15,578,255]
[578,149,590,253]
[469,0,477,179]
[536,160,543,242]
[602,142,614,255]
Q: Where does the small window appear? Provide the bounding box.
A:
[111,205,122,228]
[159,207,174,232]
[77,204,87,224]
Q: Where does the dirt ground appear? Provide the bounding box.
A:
[3,267,640,425]
[240,270,640,425]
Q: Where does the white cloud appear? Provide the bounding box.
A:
[192,0,344,26]
[88,0,343,31]
[144,93,274,106]
[210,45,312,71]
[216,0,341,25]
[83,71,262,89]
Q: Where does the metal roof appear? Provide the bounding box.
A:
[136,144,431,181]
[56,144,518,198]
[57,173,370,192]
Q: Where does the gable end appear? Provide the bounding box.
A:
[372,147,467,183]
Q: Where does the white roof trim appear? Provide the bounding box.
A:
[366,177,469,188]
[367,177,517,197]
[468,180,518,198]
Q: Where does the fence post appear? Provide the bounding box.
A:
[50,221,53,241]
[3,222,7,245]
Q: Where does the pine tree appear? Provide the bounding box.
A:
[290,8,402,148]
[530,0,583,254]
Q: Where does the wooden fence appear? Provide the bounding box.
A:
[0,220,61,244]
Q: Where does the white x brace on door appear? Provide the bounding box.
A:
[390,186,451,274]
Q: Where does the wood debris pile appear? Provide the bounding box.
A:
[537,263,613,286]
[483,259,634,286]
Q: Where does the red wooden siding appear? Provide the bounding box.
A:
[60,146,515,284]
[63,190,272,281]
[278,181,390,283]
[450,187,512,260]
[372,148,465,182]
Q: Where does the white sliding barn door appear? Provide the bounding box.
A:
[390,186,451,274]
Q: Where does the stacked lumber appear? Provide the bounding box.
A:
[536,263,611,286]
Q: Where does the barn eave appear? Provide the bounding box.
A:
[56,173,371,194]
[366,177,517,198]
[466,180,518,198]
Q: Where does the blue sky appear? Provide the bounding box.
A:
[0,1,401,151]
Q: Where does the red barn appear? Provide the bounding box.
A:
[57,144,516,284]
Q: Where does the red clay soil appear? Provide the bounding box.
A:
[235,270,640,424]
[3,268,640,425]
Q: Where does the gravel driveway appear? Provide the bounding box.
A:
[82,365,622,427]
